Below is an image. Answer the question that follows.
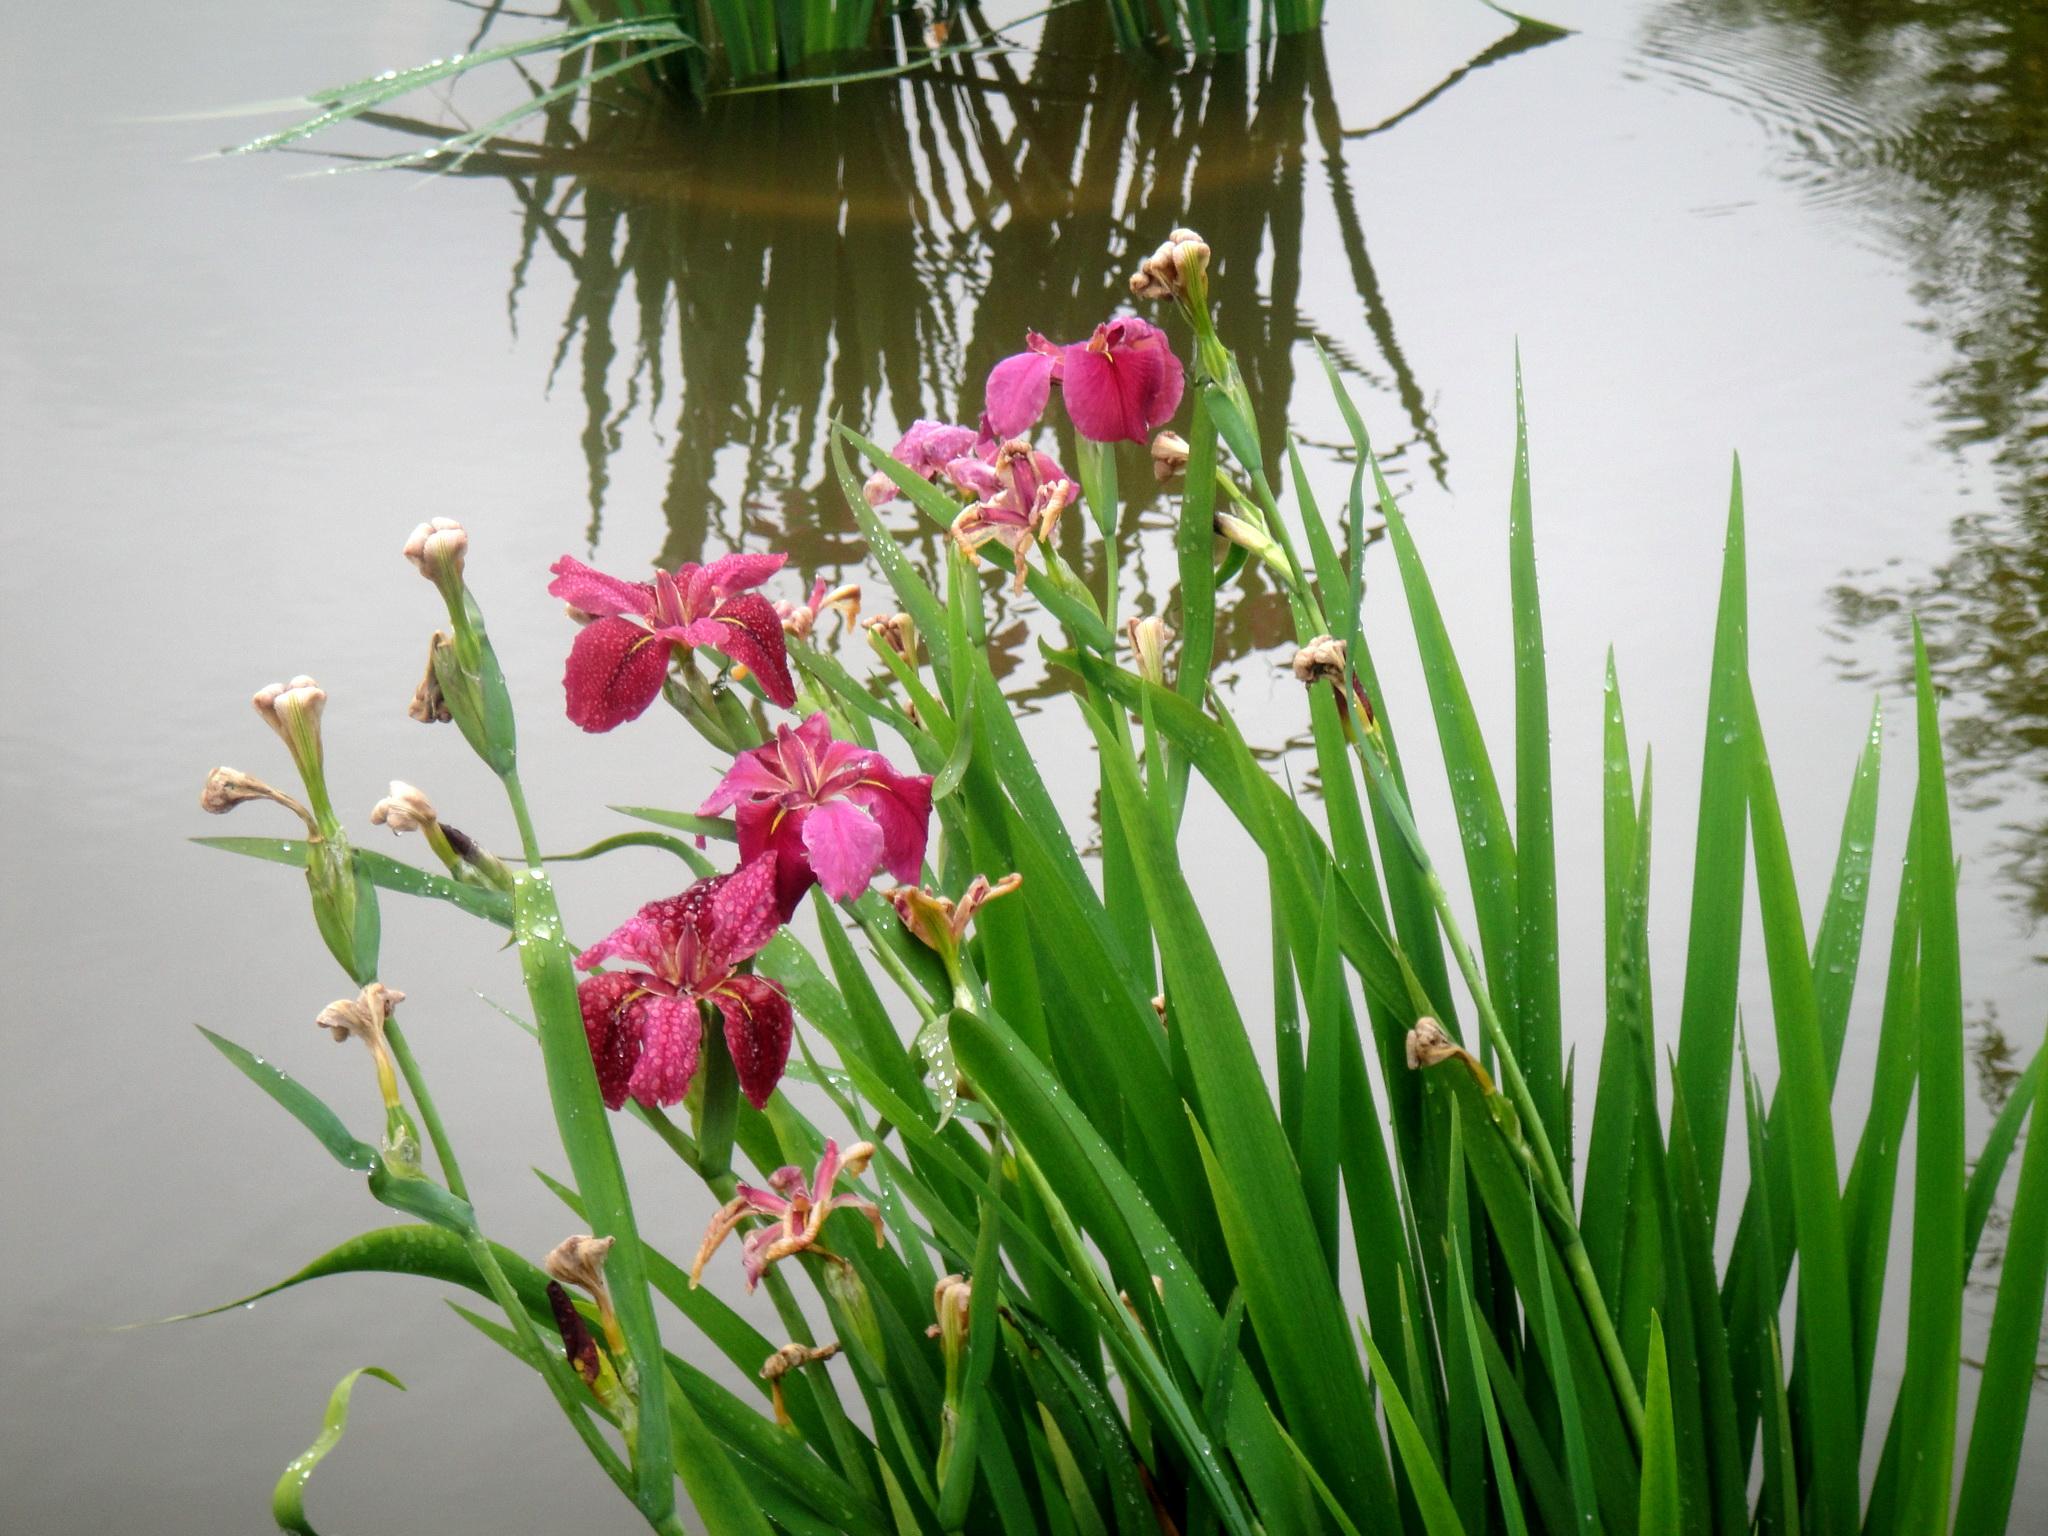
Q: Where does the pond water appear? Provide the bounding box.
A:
[5,1,2045,1529]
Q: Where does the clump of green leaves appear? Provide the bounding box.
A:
[186,230,2044,1536]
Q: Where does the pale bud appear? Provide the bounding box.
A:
[1150,431,1191,482]
[865,612,918,665]
[1129,228,1212,303]
[200,766,313,831]
[370,781,438,836]
[403,517,468,586]
[542,1233,616,1298]
[1290,635,1348,686]
[1125,616,1173,688]
[253,675,326,743]
[1405,1017,1460,1071]
[318,982,404,1047]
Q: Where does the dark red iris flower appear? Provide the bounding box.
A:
[548,552,797,732]
[574,855,792,1110]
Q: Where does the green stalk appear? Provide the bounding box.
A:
[695,1019,740,1180]
[383,1018,469,1202]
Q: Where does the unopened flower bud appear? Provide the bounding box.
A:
[1152,994,1168,1029]
[200,766,315,833]
[370,781,437,835]
[759,1341,840,1428]
[1126,615,1172,687]
[1150,431,1191,482]
[252,676,331,805]
[927,1273,972,1346]
[865,612,919,665]
[403,517,468,588]
[1291,635,1347,686]
[1129,228,1212,303]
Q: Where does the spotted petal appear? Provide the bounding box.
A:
[675,592,797,708]
[576,971,647,1111]
[711,973,794,1109]
[699,550,788,598]
[547,555,655,620]
[624,993,703,1108]
[562,617,673,733]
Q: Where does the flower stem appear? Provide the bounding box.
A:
[384,1017,469,1202]
[463,1229,633,1495]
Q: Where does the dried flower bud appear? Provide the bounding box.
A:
[1125,615,1172,687]
[545,1233,623,1356]
[759,1341,840,1427]
[838,1140,877,1180]
[1404,1016,1498,1094]
[547,1281,604,1390]
[780,579,863,641]
[1150,431,1191,482]
[1129,228,1211,303]
[1291,635,1347,686]
[543,1233,616,1298]
[865,612,918,665]
[200,766,314,832]
[403,517,468,587]
[317,981,405,1047]
[409,633,454,724]
[370,781,437,836]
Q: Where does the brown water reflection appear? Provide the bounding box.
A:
[368,10,1561,687]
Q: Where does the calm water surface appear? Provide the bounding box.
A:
[6,1,2046,1529]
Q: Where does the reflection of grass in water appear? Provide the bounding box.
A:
[1650,1,2048,916]
[405,14,1564,656]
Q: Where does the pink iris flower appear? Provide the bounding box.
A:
[698,712,934,920]
[548,551,797,732]
[951,437,1080,592]
[574,854,792,1110]
[984,317,1185,445]
[690,1138,883,1291]
[862,419,982,507]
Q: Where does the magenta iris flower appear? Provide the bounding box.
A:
[984,318,1185,444]
[699,712,934,919]
[574,855,793,1110]
[691,1138,883,1291]
[863,419,983,508]
[548,551,798,732]
[951,437,1080,591]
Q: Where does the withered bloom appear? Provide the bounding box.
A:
[758,1341,840,1427]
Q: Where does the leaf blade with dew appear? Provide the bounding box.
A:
[1962,1042,2043,1263]
[1083,698,1400,1531]
[1637,1314,1681,1534]
[196,1026,377,1173]
[1953,1038,2048,1535]
[272,1366,405,1536]
[1507,353,1567,1176]
[1359,1328,1465,1536]
[1674,459,1750,1221]
[1374,448,1521,1032]
[1893,620,1967,1534]
[1741,680,1861,1533]
[193,837,512,927]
